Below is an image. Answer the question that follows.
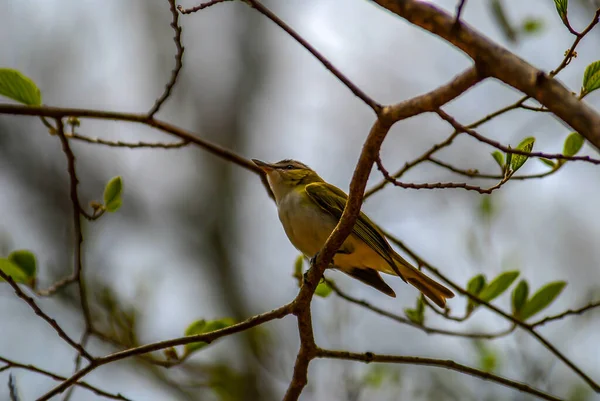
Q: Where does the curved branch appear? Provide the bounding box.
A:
[371,0,600,148]
[317,348,564,401]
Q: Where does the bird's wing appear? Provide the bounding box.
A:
[304,182,398,270]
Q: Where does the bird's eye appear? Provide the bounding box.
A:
[285,165,294,170]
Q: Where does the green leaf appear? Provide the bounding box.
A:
[8,250,36,279]
[0,68,42,105]
[0,258,29,283]
[521,18,544,34]
[563,132,585,157]
[553,0,568,23]
[103,176,123,212]
[511,280,529,316]
[404,297,425,325]
[184,318,235,354]
[539,158,556,168]
[491,151,504,170]
[466,274,486,313]
[467,274,486,296]
[315,278,333,298]
[510,137,535,173]
[478,271,520,302]
[293,255,303,280]
[520,281,566,320]
[582,60,600,96]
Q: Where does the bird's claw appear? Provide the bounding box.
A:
[309,251,320,266]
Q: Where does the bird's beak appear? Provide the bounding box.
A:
[252,159,274,172]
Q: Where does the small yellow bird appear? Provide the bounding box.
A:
[253,159,455,308]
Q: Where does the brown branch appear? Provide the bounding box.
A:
[0,270,92,361]
[244,0,382,114]
[531,301,600,327]
[148,0,185,118]
[376,155,511,194]
[364,130,460,198]
[51,119,93,334]
[326,279,515,339]
[67,132,189,149]
[437,109,600,164]
[317,348,564,401]
[428,157,557,180]
[177,0,232,14]
[371,0,600,148]
[280,67,483,401]
[36,304,292,400]
[0,356,130,401]
[383,231,600,392]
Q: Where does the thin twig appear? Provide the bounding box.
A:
[148,0,185,118]
[364,130,460,198]
[177,0,232,14]
[0,270,93,360]
[376,155,511,194]
[245,0,382,114]
[68,132,190,149]
[531,301,600,327]
[36,304,292,400]
[428,157,558,180]
[383,231,600,392]
[52,119,93,333]
[317,348,564,401]
[326,279,515,339]
[454,0,467,25]
[437,109,600,164]
[0,356,131,401]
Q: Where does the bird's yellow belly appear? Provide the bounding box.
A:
[277,191,393,274]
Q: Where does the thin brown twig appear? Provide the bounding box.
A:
[177,0,232,14]
[245,0,382,114]
[0,356,130,401]
[437,109,600,164]
[364,130,461,198]
[52,119,93,333]
[376,154,511,194]
[0,270,92,360]
[454,0,467,25]
[531,301,600,327]
[148,0,185,118]
[317,348,564,401]
[428,157,558,180]
[383,231,600,392]
[68,132,190,149]
[326,279,515,339]
[36,304,292,400]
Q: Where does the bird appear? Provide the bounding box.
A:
[252,158,455,308]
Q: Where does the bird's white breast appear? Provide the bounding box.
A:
[276,189,336,258]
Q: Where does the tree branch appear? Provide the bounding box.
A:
[148,0,185,118]
[371,0,600,148]
[317,348,564,401]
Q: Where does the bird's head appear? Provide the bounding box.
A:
[252,159,323,201]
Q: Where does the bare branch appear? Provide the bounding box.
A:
[245,0,382,114]
[0,356,130,401]
[317,348,564,401]
[148,0,185,118]
[532,301,600,328]
[67,132,189,149]
[0,270,92,360]
[383,231,600,392]
[428,157,557,181]
[177,0,232,14]
[437,109,600,164]
[376,154,511,194]
[371,0,600,147]
[36,304,292,400]
[326,279,515,339]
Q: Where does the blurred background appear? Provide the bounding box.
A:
[1,0,600,400]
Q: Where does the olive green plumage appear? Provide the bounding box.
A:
[253,159,454,308]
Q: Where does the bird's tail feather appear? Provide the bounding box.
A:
[392,254,454,308]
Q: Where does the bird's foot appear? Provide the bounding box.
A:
[309,251,320,267]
